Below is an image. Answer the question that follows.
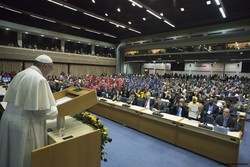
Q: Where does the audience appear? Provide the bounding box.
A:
[1,71,249,128]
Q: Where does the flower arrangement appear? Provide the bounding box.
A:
[74,112,112,162]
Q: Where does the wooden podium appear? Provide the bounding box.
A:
[32,87,100,167]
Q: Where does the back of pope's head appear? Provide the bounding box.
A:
[34,54,54,77]
[35,54,53,64]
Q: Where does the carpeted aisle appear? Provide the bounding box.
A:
[96,113,250,167]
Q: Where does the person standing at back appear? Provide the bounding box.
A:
[0,55,58,167]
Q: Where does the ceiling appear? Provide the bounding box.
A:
[0,0,250,44]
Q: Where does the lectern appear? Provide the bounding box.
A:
[32,87,100,167]
[53,87,98,130]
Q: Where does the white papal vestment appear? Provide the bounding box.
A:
[0,65,58,167]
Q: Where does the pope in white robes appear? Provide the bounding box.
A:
[0,55,58,167]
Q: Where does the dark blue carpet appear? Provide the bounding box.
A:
[94,113,250,167]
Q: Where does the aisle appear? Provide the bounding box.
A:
[94,113,250,167]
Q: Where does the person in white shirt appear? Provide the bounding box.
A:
[0,55,58,167]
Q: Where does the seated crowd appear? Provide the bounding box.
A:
[94,73,249,132]
[1,71,249,132]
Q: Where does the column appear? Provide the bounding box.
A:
[17,32,22,47]
[210,64,213,76]
[61,40,65,52]
[222,62,226,77]
[154,63,156,74]
[91,45,95,55]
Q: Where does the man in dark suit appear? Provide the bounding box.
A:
[225,99,237,117]
[213,108,241,132]
[204,97,219,118]
[171,101,189,118]
[150,97,165,113]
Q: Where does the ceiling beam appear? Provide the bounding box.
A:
[121,18,250,43]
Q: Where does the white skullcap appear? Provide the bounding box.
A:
[35,54,53,63]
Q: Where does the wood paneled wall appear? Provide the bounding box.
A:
[70,64,115,76]
[1,60,115,76]
[24,62,69,76]
[0,60,22,73]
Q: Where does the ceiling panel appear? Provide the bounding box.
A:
[0,0,250,44]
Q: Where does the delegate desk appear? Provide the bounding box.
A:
[177,119,241,165]
[137,109,182,144]
[238,112,246,135]
[92,98,139,129]
[90,98,182,144]
[89,97,242,165]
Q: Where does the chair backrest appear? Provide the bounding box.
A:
[136,99,144,107]
[206,115,214,124]
[120,97,128,103]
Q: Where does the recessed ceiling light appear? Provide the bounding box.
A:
[78,41,81,43]
[55,37,58,39]
[5,28,10,30]
[146,10,161,19]
[25,32,28,34]
[83,12,105,21]
[41,35,44,37]
[71,26,81,29]
[67,40,71,41]
[88,43,91,45]
[206,0,211,5]
[117,8,121,12]
[128,21,132,24]
[85,29,101,34]
[240,52,243,54]
[215,0,220,5]
[219,7,226,18]
[143,17,146,21]
[96,45,99,46]
[92,0,95,3]
[47,0,77,11]
[105,13,108,16]
[180,8,185,12]
[160,13,164,16]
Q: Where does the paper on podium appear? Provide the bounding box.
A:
[53,87,98,116]
[56,96,73,106]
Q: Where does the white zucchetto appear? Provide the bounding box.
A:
[35,55,53,64]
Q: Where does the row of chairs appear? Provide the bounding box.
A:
[120,97,152,107]
[119,96,216,124]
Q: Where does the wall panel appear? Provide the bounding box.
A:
[0,60,22,73]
